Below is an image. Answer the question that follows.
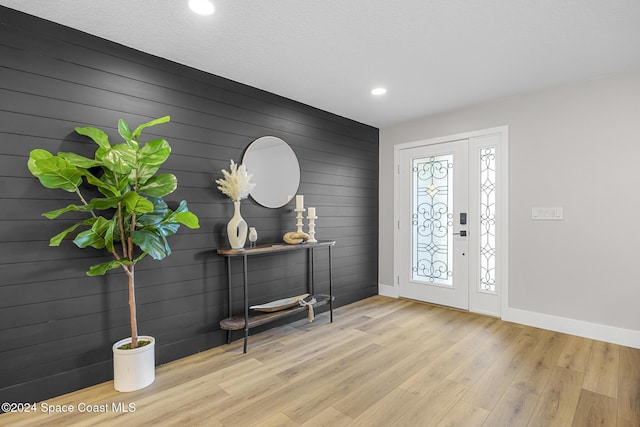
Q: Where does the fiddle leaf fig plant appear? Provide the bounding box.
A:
[28,116,200,349]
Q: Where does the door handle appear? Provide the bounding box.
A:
[453,230,468,237]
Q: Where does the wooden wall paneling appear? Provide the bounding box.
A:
[1,35,377,157]
[0,6,378,405]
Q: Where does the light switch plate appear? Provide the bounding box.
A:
[531,207,563,220]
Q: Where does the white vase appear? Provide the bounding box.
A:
[112,335,155,392]
[227,201,247,249]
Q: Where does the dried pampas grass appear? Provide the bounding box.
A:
[216,160,255,202]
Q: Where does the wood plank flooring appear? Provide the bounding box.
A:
[2,296,639,426]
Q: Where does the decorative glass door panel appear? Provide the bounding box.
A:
[479,147,496,293]
[412,155,454,286]
[398,140,469,310]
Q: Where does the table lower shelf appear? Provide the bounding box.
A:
[220,294,333,331]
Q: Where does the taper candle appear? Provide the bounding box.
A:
[296,195,304,210]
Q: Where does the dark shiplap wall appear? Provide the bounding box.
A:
[0,7,378,403]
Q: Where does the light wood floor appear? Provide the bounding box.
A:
[2,296,639,426]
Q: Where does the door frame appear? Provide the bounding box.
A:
[392,126,509,316]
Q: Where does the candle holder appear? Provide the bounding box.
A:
[295,208,305,233]
[307,214,318,243]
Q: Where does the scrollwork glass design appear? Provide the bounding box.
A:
[480,147,496,293]
[412,155,453,286]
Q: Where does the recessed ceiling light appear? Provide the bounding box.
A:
[371,87,387,96]
[189,0,215,15]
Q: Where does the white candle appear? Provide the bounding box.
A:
[308,207,316,218]
[296,195,304,210]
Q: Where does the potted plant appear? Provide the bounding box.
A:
[27,115,200,392]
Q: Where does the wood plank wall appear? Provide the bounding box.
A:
[0,7,379,404]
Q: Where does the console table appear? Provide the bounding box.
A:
[217,240,335,353]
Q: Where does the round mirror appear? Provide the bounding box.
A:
[242,136,300,208]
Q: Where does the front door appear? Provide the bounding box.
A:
[398,140,469,310]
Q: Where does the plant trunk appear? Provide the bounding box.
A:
[128,264,138,349]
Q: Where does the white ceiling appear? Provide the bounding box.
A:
[2,0,640,128]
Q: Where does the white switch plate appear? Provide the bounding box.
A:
[531,207,563,220]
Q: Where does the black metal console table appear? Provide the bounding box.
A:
[217,240,335,353]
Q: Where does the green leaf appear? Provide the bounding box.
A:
[28,149,53,177]
[118,119,131,140]
[132,116,170,140]
[104,217,117,252]
[176,200,197,224]
[49,218,95,246]
[152,201,200,238]
[87,196,121,210]
[97,143,136,175]
[74,230,105,249]
[136,197,168,227]
[58,152,99,168]
[139,173,177,197]
[139,139,171,165]
[73,217,110,249]
[118,119,138,149]
[33,156,83,192]
[173,211,200,229]
[174,200,189,214]
[87,259,132,276]
[135,163,162,185]
[134,139,171,184]
[84,170,120,198]
[43,203,93,219]
[75,126,110,150]
[121,192,154,214]
[132,228,168,260]
[158,221,180,237]
[149,196,169,213]
[97,169,128,195]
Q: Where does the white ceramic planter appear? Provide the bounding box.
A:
[112,335,155,392]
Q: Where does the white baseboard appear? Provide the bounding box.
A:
[376,285,640,348]
[378,283,398,298]
[503,306,640,349]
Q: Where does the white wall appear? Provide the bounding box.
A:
[379,69,640,342]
